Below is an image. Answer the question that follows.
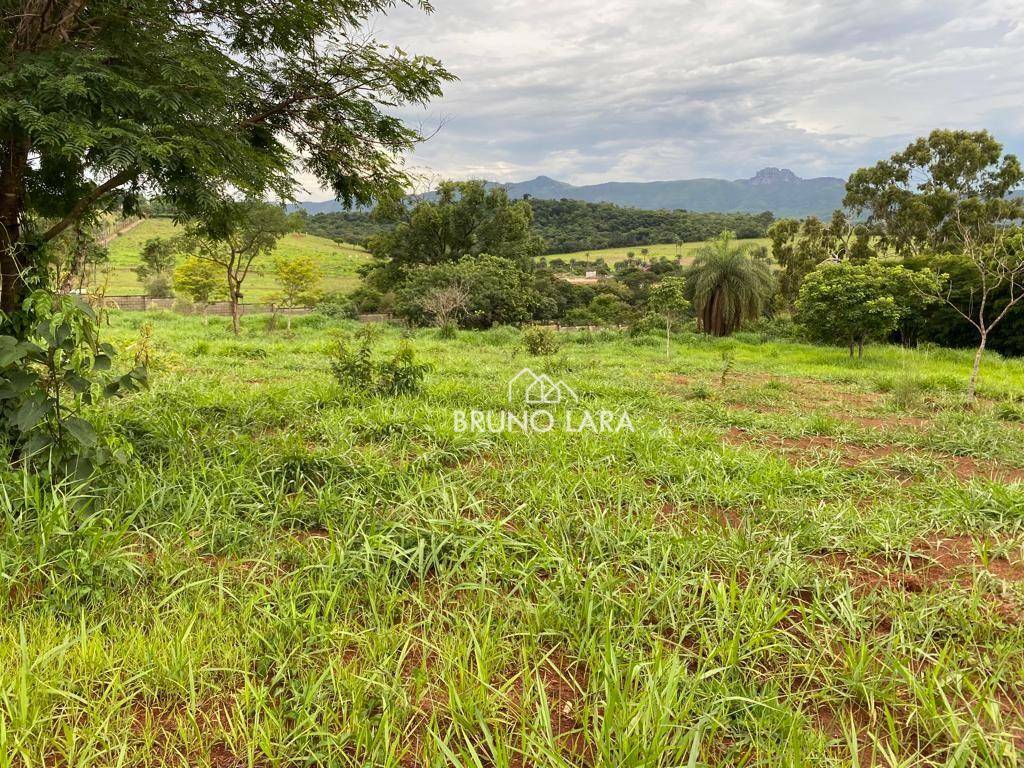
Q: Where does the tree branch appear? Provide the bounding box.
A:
[41,168,138,243]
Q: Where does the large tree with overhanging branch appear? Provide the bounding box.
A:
[0,0,454,322]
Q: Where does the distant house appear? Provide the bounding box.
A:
[585,270,598,279]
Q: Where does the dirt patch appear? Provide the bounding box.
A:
[129,696,243,766]
[723,427,1024,484]
[814,535,1024,604]
[659,501,744,529]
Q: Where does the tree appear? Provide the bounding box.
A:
[795,262,933,357]
[419,283,470,331]
[135,238,178,298]
[182,202,300,334]
[768,212,874,306]
[0,0,453,321]
[845,130,1024,400]
[365,181,542,290]
[394,255,539,329]
[647,277,690,356]
[687,231,775,336]
[275,254,323,331]
[173,257,224,324]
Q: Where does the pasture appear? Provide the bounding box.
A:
[2,311,1024,766]
[97,218,370,299]
[545,238,771,266]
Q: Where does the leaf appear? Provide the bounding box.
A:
[13,395,53,431]
[0,338,28,367]
[93,353,112,372]
[0,370,39,400]
[63,416,98,447]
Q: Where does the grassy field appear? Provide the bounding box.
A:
[99,218,371,299]
[3,312,1024,766]
[545,238,771,266]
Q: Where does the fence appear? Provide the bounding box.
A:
[100,295,395,324]
[101,296,313,317]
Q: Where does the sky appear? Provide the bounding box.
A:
[301,0,1024,199]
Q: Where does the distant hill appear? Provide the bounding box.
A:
[291,168,847,219]
[501,168,846,218]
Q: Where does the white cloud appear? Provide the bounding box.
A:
[299,0,1024,199]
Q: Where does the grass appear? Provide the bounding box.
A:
[2,311,1024,766]
[98,218,371,299]
[545,238,771,266]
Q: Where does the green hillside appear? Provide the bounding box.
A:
[545,238,771,266]
[99,218,370,299]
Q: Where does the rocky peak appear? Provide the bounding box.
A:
[745,167,801,185]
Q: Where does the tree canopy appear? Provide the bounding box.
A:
[845,129,1023,256]
[0,0,454,319]
[366,181,542,289]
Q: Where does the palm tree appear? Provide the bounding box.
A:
[688,231,775,336]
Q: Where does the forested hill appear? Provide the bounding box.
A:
[302,199,774,254]
[528,200,772,253]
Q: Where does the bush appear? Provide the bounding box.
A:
[315,292,358,321]
[350,286,385,313]
[328,329,430,397]
[145,274,174,299]
[628,313,661,337]
[522,326,559,356]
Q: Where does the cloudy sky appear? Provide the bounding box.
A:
[304,0,1024,198]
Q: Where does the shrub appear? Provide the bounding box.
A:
[522,326,559,356]
[350,286,385,313]
[328,330,430,397]
[315,292,358,321]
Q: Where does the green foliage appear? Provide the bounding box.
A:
[688,231,775,336]
[768,211,874,306]
[0,0,453,316]
[275,254,323,309]
[314,292,358,321]
[306,199,775,256]
[528,199,773,254]
[181,201,301,333]
[134,238,178,298]
[394,255,540,329]
[795,262,930,356]
[173,257,224,308]
[0,293,145,477]
[521,326,559,356]
[366,181,542,289]
[349,286,386,313]
[845,129,1023,255]
[328,329,429,397]
[303,211,391,247]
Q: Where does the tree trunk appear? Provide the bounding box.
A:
[665,319,671,356]
[0,138,31,317]
[858,340,863,358]
[967,333,987,403]
[230,291,241,335]
[849,340,855,358]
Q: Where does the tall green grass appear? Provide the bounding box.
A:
[1,312,1023,766]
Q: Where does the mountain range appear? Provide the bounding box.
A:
[293,168,848,219]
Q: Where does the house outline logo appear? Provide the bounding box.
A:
[508,368,579,406]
